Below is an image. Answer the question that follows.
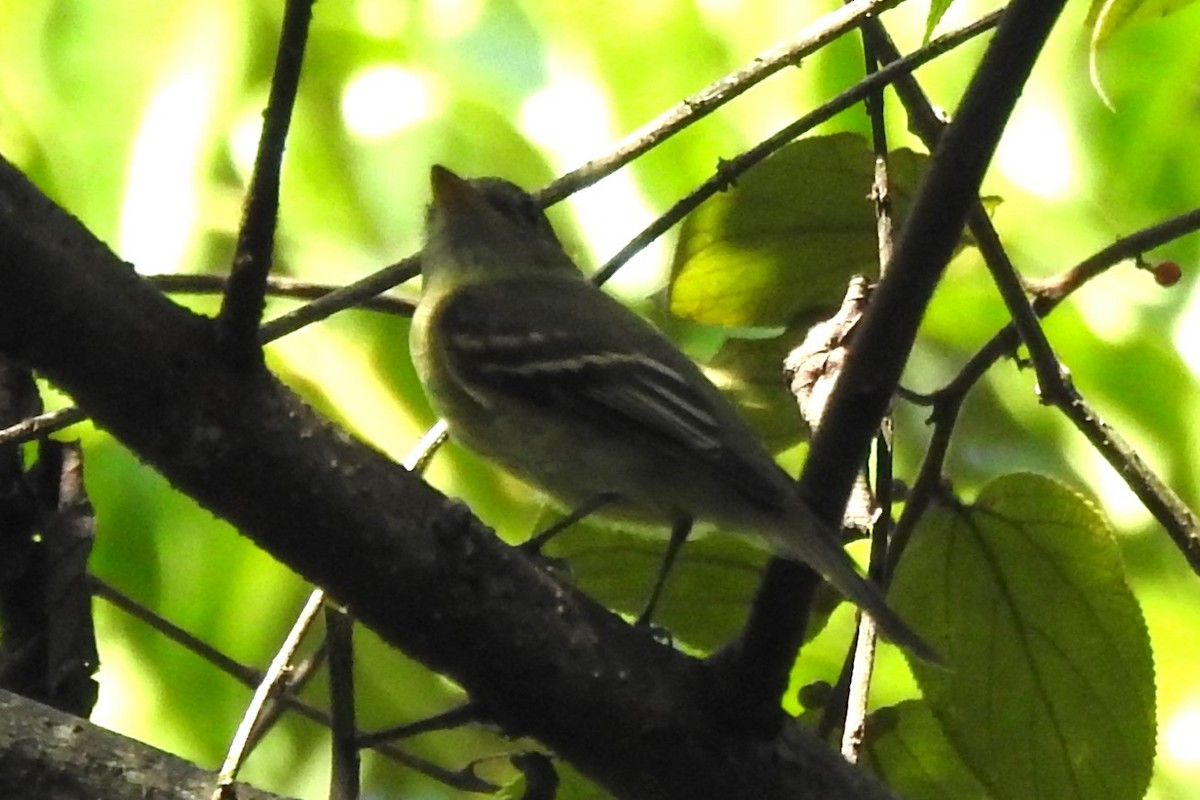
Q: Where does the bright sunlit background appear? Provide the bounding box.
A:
[2,0,1200,798]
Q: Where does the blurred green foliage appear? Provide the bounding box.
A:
[2,1,1200,798]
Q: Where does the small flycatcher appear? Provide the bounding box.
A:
[410,166,931,660]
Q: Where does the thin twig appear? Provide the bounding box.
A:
[0,407,87,446]
[944,234,1189,593]
[213,589,325,799]
[257,257,420,343]
[215,0,314,366]
[1026,207,1200,302]
[841,35,893,762]
[402,419,449,474]
[892,212,1200,575]
[889,209,1200,575]
[862,19,1064,391]
[886,402,958,579]
[244,641,329,756]
[94,574,494,791]
[326,605,359,800]
[590,9,1002,287]
[840,619,878,760]
[1052,386,1200,571]
[541,0,906,204]
[150,274,416,317]
[357,703,480,748]
[91,576,258,682]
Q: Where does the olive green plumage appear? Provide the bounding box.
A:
[411,165,933,661]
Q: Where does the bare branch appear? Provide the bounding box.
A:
[543,0,906,204]
[0,688,286,800]
[732,0,1069,710]
[151,274,416,317]
[216,0,314,365]
[591,10,1002,287]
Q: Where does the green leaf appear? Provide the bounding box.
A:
[538,512,767,653]
[889,473,1156,800]
[1085,0,1198,106]
[497,758,612,800]
[923,0,959,41]
[1086,0,1199,47]
[668,133,927,328]
[703,331,812,453]
[865,700,991,800]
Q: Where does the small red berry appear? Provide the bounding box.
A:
[1153,260,1182,287]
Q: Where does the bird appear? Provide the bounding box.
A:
[409,164,934,661]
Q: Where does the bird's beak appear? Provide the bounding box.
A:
[429,165,486,222]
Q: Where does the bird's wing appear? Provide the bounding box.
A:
[435,276,789,509]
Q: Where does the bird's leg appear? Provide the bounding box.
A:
[634,516,693,627]
[522,492,620,553]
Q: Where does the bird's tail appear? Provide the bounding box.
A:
[771,509,941,664]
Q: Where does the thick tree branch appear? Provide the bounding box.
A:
[0,158,895,799]
[0,689,285,800]
[731,0,1069,705]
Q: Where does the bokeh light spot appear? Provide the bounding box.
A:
[342,64,435,141]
